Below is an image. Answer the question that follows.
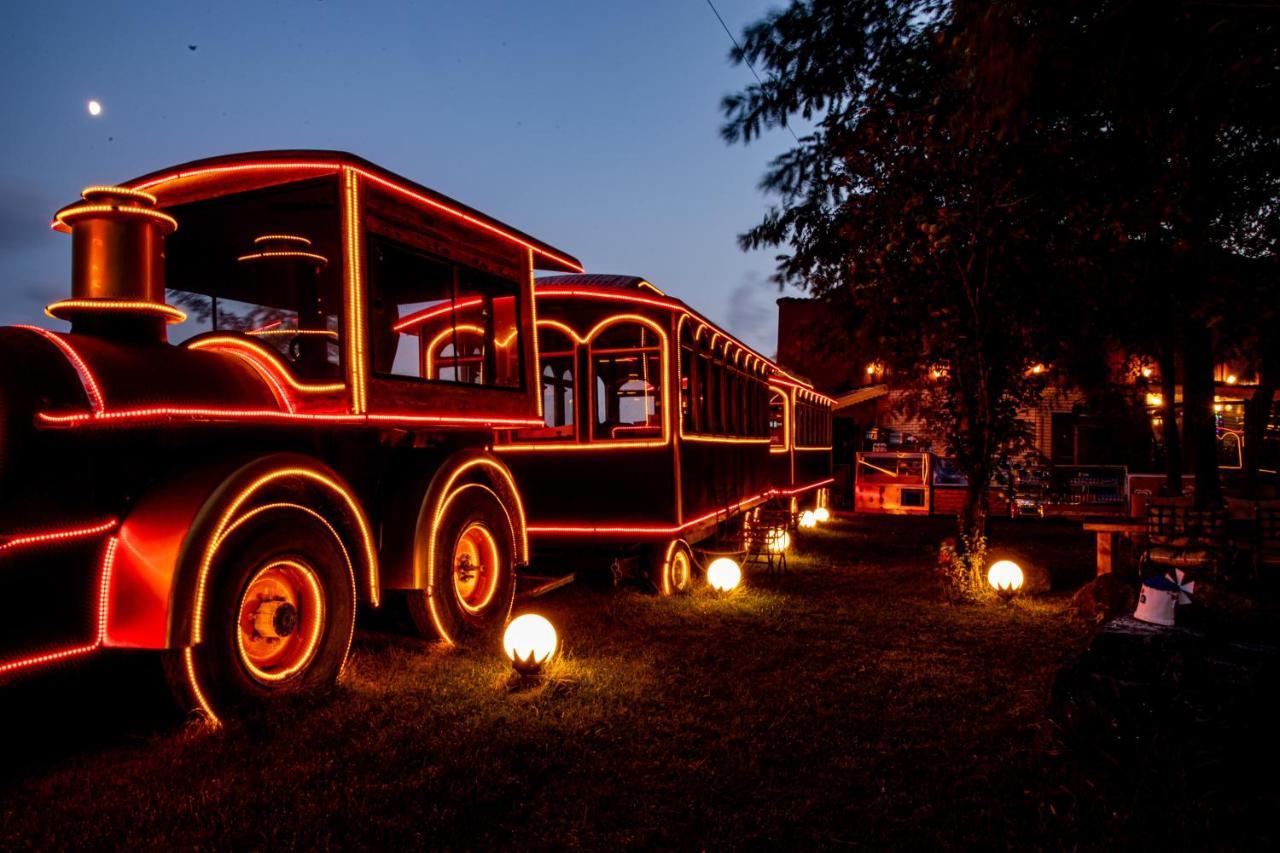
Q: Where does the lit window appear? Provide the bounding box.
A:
[591,323,662,441]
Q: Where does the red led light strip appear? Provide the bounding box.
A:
[236,250,329,265]
[0,536,118,677]
[343,168,367,414]
[187,336,347,400]
[125,159,582,272]
[38,407,545,428]
[13,325,106,413]
[773,477,836,497]
[536,286,831,401]
[393,296,485,334]
[525,477,835,536]
[0,518,118,556]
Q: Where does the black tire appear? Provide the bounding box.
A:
[164,505,356,721]
[408,483,517,644]
[650,539,694,596]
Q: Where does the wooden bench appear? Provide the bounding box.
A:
[1082,518,1146,575]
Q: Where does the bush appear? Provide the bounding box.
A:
[938,534,991,602]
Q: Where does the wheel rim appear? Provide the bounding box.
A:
[452,523,500,614]
[670,550,691,592]
[236,559,325,684]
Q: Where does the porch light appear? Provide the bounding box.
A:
[706,557,742,593]
[503,613,558,675]
[987,560,1024,601]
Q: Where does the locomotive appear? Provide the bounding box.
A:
[0,151,581,723]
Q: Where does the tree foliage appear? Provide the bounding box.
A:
[723,0,1280,533]
[722,0,1067,548]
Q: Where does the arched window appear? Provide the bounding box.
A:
[769,389,788,449]
[426,324,486,382]
[539,325,576,438]
[590,322,663,441]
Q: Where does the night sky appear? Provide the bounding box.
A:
[0,1,802,355]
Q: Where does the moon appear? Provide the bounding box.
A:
[87,100,102,116]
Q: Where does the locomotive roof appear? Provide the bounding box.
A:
[55,150,582,273]
[535,273,828,399]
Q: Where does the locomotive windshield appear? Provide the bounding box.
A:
[164,178,344,380]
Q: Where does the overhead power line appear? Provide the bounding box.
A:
[704,0,802,143]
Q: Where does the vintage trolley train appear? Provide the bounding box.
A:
[480,274,834,592]
[0,151,583,721]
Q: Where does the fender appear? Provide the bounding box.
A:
[104,452,379,649]
[378,449,528,591]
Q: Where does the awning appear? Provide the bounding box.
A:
[833,384,888,414]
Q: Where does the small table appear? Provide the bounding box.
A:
[1082,518,1146,575]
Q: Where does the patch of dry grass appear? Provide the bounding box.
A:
[0,517,1252,848]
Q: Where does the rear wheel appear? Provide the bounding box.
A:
[651,540,694,595]
[165,506,356,722]
[408,483,517,644]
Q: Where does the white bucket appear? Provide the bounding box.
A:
[1133,575,1180,626]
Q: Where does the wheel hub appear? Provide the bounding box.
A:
[451,523,500,614]
[251,598,298,640]
[236,559,325,683]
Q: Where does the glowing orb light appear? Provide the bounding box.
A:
[706,557,742,593]
[503,613,557,675]
[87,100,102,116]
[798,510,817,529]
[765,528,791,554]
[813,507,831,524]
[987,560,1025,600]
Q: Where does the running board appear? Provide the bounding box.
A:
[517,573,576,600]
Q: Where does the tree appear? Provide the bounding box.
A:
[721,1,1067,592]
[725,0,1280,527]
[1005,0,1280,505]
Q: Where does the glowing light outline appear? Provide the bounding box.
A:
[192,465,380,655]
[0,518,118,557]
[497,313,671,452]
[342,168,367,414]
[659,538,691,596]
[37,407,546,428]
[0,536,118,678]
[52,203,178,233]
[253,234,312,246]
[236,250,329,265]
[124,158,582,271]
[424,459,529,646]
[451,516,503,616]
[46,299,187,324]
[525,477,836,536]
[186,335,348,398]
[13,325,106,413]
[81,185,158,205]
[234,558,325,684]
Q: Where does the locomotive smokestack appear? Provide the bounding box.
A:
[48,186,182,342]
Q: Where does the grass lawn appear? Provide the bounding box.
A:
[0,516,1261,848]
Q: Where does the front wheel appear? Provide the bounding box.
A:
[408,483,517,644]
[164,505,356,722]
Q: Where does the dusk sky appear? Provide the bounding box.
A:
[0,1,803,355]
